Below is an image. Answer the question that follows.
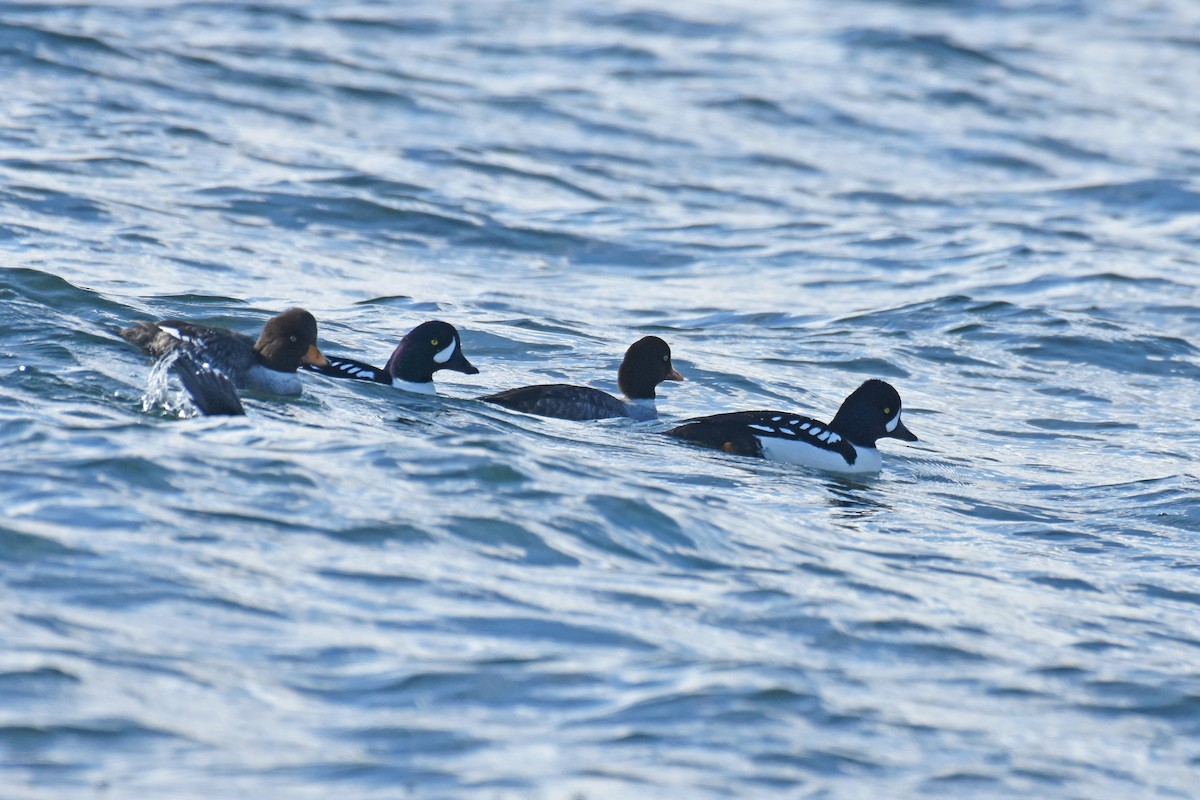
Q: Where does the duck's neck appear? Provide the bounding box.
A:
[623,397,658,421]
[392,379,438,396]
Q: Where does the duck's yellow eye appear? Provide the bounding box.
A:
[884,407,891,415]
[431,339,439,347]
[662,355,669,362]
[289,335,297,343]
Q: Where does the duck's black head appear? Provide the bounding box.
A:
[829,379,917,447]
[617,336,684,400]
[254,308,327,372]
[386,320,479,384]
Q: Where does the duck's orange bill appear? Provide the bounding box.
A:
[302,344,329,367]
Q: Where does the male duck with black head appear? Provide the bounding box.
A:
[307,320,479,394]
[667,379,917,474]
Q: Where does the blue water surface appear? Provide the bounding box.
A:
[3,1,1200,797]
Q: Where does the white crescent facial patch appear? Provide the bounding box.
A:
[433,339,457,364]
[885,411,901,433]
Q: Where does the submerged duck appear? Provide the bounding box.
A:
[480,336,684,421]
[306,320,479,394]
[120,307,327,416]
[666,379,917,474]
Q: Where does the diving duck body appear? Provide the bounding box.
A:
[306,320,479,394]
[480,336,684,421]
[120,307,328,416]
[667,379,916,474]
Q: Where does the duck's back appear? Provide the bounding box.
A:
[120,321,257,386]
[481,383,630,421]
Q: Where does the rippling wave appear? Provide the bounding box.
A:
[3,0,1200,797]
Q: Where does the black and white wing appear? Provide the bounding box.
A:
[667,411,858,464]
[171,347,246,416]
[304,355,392,384]
[120,321,257,387]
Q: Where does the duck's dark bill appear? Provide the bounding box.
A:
[890,418,918,442]
[446,350,480,375]
[305,356,391,384]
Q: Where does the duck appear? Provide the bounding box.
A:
[666,379,916,474]
[306,320,479,394]
[480,336,683,421]
[120,307,328,416]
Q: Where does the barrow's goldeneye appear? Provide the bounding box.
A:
[120,307,328,416]
[480,336,684,421]
[305,320,479,394]
[666,379,916,474]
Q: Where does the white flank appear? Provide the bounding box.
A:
[748,424,775,433]
[759,437,882,474]
[433,339,457,364]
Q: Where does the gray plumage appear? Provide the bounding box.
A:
[481,384,637,421]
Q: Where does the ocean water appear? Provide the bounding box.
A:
[3,0,1200,797]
